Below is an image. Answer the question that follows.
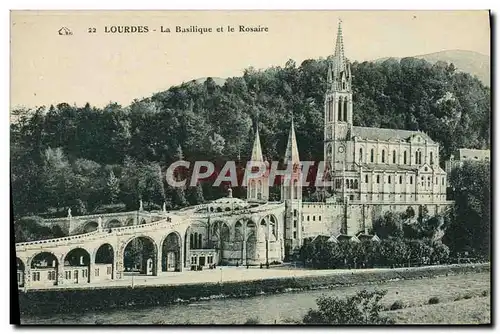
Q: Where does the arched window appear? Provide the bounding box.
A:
[359,148,363,162]
[388,176,391,184]
[349,179,354,189]
[194,232,198,249]
[393,150,396,164]
[404,151,407,164]
[343,98,348,121]
[419,152,423,164]
[190,234,194,249]
[346,179,349,188]
[399,175,402,184]
[365,175,368,183]
[376,175,380,184]
[382,150,386,163]
[370,149,374,163]
[430,152,434,165]
[293,179,299,199]
[198,234,202,249]
[410,176,413,184]
[354,180,358,189]
[338,97,343,121]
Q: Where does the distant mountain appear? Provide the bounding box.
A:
[375,50,490,86]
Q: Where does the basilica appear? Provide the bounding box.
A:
[15,22,454,290]
[246,21,451,253]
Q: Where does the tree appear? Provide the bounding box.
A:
[373,212,404,239]
[445,161,490,258]
[107,170,120,204]
[303,289,394,324]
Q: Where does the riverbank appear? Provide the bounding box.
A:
[17,263,489,316]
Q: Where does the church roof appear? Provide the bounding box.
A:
[352,126,434,144]
[358,163,417,172]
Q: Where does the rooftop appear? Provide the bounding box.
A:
[353,126,434,144]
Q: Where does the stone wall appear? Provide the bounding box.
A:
[302,201,452,238]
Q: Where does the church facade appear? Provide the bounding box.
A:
[247,21,452,255]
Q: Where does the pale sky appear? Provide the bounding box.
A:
[10,10,490,109]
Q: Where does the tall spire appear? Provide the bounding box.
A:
[250,125,264,162]
[284,118,300,166]
[333,19,346,70]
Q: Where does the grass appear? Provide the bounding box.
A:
[388,297,490,324]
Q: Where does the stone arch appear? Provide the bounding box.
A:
[122,235,158,276]
[185,220,210,267]
[257,180,262,199]
[94,243,114,280]
[29,252,59,286]
[161,231,182,272]
[234,220,245,241]
[245,221,257,263]
[337,96,343,121]
[326,143,333,163]
[187,221,209,250]
[343,98,348,121]
[293,179,299,199]
[83,221,98,233]
[358,145,364,162]
[246,221,257,242]
[16,258,25,287]
[268,214,278,238]
[106,219,122,228]
[125,218,135,226]
[64,247,91,283]
[221,222,230,242]
[140,218,147,225]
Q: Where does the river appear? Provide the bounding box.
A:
[20,271,489,324]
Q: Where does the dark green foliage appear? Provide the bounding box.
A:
[14,216,64,242]
[444,161,490,259]
[300,237,450,269]
[390,300,404,310]
[10,57,490,226]
[428,297,440,304]
[303,289,394,324]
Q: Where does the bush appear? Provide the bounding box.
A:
[389,300,404,310]
[428,297,440,304]
[481,290,489,297]
[303,289,394,325]
[244,317,260,325]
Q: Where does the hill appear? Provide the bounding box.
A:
[375,50,490,86]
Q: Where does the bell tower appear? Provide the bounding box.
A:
[281,119,302,258]
[324,19,354,173]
